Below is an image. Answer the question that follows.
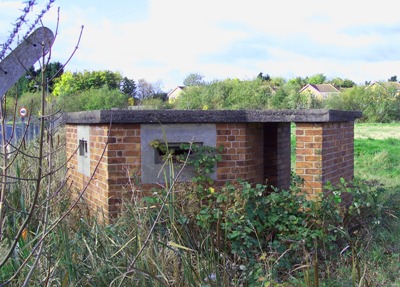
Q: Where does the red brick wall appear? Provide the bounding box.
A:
[263,123,291,190]
[66,124,141,220]
[65,124,81,197]
[67,120,355,218]
[106,124,141,217]
[216,123,291,189]
[295,122,355,196]
[216,123,264,185]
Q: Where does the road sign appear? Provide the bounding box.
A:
[19,107,28,117]
[0,27,54,98]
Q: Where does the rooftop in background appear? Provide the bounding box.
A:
[299,84,341,99]
[167,86,186,103]
[368,81,400,92]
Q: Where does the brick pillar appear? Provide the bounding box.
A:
[295,122,355,197]
[66,123,141,221]
[263,123,291,190]
[216,123,264,185]
[65,124,80,193]
[66,124,110,219]
[106,124,141,218]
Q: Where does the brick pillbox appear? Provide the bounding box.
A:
[64,109,361,221]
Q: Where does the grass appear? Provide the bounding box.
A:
[354,123,400,189]
[355,122,400,140]
[1,122,400,286]
[292,122,400,189]
[352,122,400,286]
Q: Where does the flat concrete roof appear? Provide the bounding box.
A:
[64,109,362,124]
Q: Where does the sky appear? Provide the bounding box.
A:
[1,0,400,92]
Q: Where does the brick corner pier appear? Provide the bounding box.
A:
[64,109,361,220]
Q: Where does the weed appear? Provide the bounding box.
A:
[1,122,400,286]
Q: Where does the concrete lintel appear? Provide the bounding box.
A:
[64,109,362,125]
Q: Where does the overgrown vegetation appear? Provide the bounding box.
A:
[2,134,399,286]
[171,75,400,122]
[354,123,400,189]
[9,56,400,121]
[1,2,399,286]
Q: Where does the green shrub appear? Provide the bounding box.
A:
[56,86,129,112]
[2,139,399,286]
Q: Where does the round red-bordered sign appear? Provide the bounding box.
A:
[19,107,27,117]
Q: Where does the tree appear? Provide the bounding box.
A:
[269,76,286,87]
[325,86,368,112]
[53,70,123,96]
[56,87,129,112]
[120,76,136,98]
[307,73,326,85]
[388,75,397,82]
[342,79,356,88]
[149,80,167,101]
[183,73,205,86]
[6,62,64,98]
[269,87,289,109]
[174,78,270,110]
[330,77,355,88]
[52,71,76,95]
[80,70,122,90]
[324,85,400,122]
[152,92,168,101]
[35,61,64,92]
[288,76,307,88]
[257,72,270,82]
[136,78,155,101]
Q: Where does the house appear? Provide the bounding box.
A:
[167,86,185,103]
[266,85,278,95]
[299,84,340,99]
[368,82,400,95]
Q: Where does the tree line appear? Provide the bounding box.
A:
[5,62,167,115]
[7,66,400,122]
[171,72,400,122]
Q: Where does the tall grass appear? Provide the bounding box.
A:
[1,123,400,286]
[355,122,400,182]
[354,137,400,188]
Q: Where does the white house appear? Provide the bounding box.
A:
[299,84,340,99]
[167,86,186,103]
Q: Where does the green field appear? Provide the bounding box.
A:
[354,123,400,189]
[355,122,400,140]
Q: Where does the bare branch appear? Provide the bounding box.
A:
[50,25,84,83]
[4,119,113,284]
[113,143,194,287]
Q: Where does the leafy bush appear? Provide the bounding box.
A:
[2,136,399,286]
[173,78,273,110]
[56,86,129,112]
[325,85,400,122]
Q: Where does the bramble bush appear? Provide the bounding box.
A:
[1,139,396,285]
[147,144,398,285]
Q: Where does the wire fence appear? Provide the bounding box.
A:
[0,120,40,144]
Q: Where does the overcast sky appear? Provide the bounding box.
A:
[1,0,400,91]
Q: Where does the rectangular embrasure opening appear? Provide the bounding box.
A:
[154,142,203,164]
[79,139,88,157]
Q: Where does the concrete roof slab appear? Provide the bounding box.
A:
[64,109,362,125]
